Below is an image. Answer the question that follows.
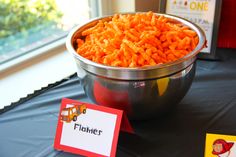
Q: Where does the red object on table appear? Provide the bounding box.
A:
[217,0,236,48]
[93,80,134,133]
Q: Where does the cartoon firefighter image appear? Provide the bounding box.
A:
[60,104,86,123]
[212,139,234,157]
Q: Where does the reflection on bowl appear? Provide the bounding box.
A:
[66,13,206,120]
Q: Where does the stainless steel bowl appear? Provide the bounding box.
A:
[66,13,206,120]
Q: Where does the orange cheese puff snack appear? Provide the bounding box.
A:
[76,11,199,67]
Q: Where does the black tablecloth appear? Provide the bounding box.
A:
[1,48,236,157]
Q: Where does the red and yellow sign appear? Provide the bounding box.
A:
[205,133,236,157]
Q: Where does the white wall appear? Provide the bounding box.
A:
[112,0,135,13]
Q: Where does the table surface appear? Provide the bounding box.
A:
[1,48,236,157]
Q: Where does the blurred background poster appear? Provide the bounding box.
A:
[165,0,216,53]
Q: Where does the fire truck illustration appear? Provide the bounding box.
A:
[60,104,86,122]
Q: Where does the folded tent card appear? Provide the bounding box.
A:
[205,133,236,157]
[54,98,133,157]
